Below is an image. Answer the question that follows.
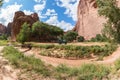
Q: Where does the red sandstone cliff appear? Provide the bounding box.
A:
[74,0,120,40]
[74,0,105,40]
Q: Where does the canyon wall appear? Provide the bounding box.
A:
[74,0,120,40]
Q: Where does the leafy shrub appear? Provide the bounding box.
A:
[77,36,85,42]
[0,34,8,40]
[64,31,78,42]
[90,34,109,42]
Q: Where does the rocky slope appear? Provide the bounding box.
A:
[74,0,120,40]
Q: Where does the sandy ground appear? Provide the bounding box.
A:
[0,46,18,80]
[18,46,120,67]
[0,43,119,80]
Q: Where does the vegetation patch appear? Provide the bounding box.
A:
[3,47,114,80]
[2,46,111,80]
[0,40,8,46]
[115,58,120,70]
[34,43,118,59]
[2,46,51,77]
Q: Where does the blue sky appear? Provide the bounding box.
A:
[0,0,79,31]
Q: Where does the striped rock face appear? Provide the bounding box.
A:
[74,0,120,40]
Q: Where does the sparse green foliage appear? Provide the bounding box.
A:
[90,34,109,42]
[17,23,31,44]
[0,34,8,40]
[64,31,78,42]
[97,0,120,43]
[77,36,85,42]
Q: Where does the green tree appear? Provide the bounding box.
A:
[32,21,63,41]
[0,0,3,6]
[32,21,50,40]
[96,0,120,43]
[17,22,31,44]
[64,31,78,42]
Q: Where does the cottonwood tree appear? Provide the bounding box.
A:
[32,21,63,42]
[97,0,120,43]
[17,22,31,44]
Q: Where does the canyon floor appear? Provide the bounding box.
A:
[0,43,120,80]
[18,43,120,67]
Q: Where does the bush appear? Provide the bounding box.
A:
[64,31,78,42]
[77,64,110,80]
[77,36,85,42]
[90,34,109,42]
[0,34,8,40]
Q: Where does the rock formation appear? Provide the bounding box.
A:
[6,22,12,36]
[74,0,120,40]
[0,24,6,35]
[11,11,39,41]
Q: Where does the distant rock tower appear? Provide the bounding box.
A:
[11,11,39,41]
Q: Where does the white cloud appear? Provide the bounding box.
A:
[46,16,58,25]
[45,9,58,16]
[46,16,73,31]
[0,3,22,26]
[34,0,41,3]
[4,0,10,3]
[23,10,33,15]
[57,21,73,31]
[55,0,79,21]
[36,8,58,19]
[34,4,45,12]
[34,0,46,12]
